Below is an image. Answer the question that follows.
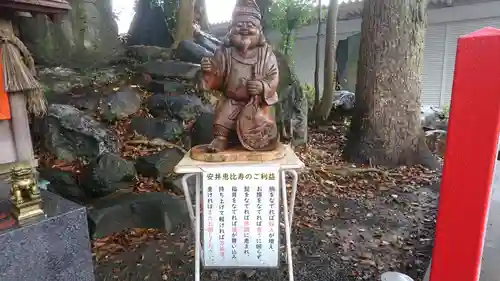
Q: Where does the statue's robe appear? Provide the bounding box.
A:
[201,43,279,135]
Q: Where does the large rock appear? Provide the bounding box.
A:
[329,90,356,121]
[194,30,222,53]
[164,176,196,197]
[101,86,142,121]
[175,40,213,64]
[135,148,185,178]
[45,84,102,113]
[51,90,102,113]
[36,104,120,161]
[39,168,88,204]
[333,90,355,110]
[190,112,214,146]
[18,0,121,66]
[81,153,136,198]
[87,192,188,238]
[140,60,201,81]
[130,117,184,142]
[279,82,308,145]
[147,80,187,94]
[421,106,448,130]
[126,45,172,62]
[38,67,81,95]
[337,33,360,93]
[40,67,119,96]
[275,51,308,145]
[127,2,174,48]
[425,129,447,157]
[146,93,212,120]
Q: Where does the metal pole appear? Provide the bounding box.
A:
[195,173,201,281]
[181,173,195,226]
[287,170,298,227]
[281,171,294,281]
[423,261,431,281]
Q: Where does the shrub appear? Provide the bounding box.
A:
[301,83,315,110]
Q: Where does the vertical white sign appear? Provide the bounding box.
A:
[202,165,280,268]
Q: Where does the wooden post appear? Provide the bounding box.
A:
[0,18,36,172]
[9,92,36,166]
[430,27,500,281]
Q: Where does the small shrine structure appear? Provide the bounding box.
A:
[0,0,70,176]
[0,0,71,17]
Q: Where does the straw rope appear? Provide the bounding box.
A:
[0,30,47,116]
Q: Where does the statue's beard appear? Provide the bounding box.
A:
[231,34,258,53]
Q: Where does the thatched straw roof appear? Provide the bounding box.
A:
[0,0,71,15]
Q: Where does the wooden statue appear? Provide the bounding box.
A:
[199,0,279,153]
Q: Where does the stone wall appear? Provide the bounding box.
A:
[15,0,120,67]
[337,32,359,93]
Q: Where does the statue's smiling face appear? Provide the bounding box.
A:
[230,20,260,52]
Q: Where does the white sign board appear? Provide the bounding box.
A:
[202,166,280,268]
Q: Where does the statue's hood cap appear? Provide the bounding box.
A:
[232,0,261,23]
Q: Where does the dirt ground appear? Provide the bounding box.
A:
[93,128,440,281]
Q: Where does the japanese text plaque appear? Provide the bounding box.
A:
[202,166,280,268]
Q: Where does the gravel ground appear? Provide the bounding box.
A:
[94,183,438,281]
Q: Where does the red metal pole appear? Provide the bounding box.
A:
[430,27,500,281]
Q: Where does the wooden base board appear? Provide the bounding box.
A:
[190,144,286,162]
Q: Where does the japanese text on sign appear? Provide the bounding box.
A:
[205,172,277,181]
[202,166,280,268]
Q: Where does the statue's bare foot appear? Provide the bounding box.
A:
[206,137,228,153]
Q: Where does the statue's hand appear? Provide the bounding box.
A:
[201,57,212,73]
[247,80,264,96]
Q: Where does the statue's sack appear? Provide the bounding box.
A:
[237,96,278,151]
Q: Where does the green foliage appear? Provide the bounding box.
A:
[269,0,315,56]
[162,0,180,36]
[303,5,329,25]
[440,105,450,119]
[301,83,315,110]
[42,85,52,99]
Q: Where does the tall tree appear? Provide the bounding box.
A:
[315,0,338,122]
[195,0,210,31]
[163,0,179,33]
[270,0,314,56]
[344,0,437,168]
[312,0,322,114]
[173,0,195,47]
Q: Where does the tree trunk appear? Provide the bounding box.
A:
[173,0,195,48]
[195,0,209,31]
[163,0,179,33]
[312,1,322,114]
[343,0,438,169]
[316,0,338,122]
[283,31,292,56]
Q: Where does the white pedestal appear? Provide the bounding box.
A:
[174,145,304,281]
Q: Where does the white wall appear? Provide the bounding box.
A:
[293,29,358,93]
[290,1,500,106]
